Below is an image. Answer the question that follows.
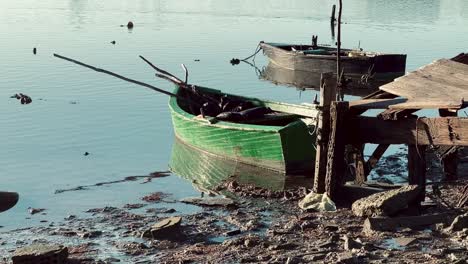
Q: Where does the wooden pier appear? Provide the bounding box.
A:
[314,53,468,202]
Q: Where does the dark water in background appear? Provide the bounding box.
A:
[1,0,467,230]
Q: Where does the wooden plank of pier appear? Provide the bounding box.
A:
[380,59,468,101]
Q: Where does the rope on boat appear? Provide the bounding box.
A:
[230,43,262,65]
[360,64,375,84]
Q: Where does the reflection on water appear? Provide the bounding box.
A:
[259,62,402,97]
[169,138,313,192]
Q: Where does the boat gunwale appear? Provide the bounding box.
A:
[260,42,406,60]
[168,85,313,133]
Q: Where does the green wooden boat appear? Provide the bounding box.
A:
[169,85,319,174]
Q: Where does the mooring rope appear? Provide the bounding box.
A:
[231,43,262,65]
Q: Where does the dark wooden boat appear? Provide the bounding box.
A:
[0,191,19,213]
[260,42,406,80]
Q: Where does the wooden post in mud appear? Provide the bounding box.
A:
[325,101,349,199]
[439,109,459,181]
[313,73,336,194]
[408,144,427,202]
[353,144,366,184]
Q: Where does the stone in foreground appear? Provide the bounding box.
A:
[142,216,182,240]
[12,244,68,264]
[351,185,421,217]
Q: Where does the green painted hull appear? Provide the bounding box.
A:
[168,85,317,174]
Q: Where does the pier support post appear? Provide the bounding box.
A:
[326,101,349,199]
[408,144,427,203]
[353,144,366,185]
[439,109,458,181]
[313,73,336,193]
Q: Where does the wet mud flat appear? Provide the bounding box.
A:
[1,155,468,263]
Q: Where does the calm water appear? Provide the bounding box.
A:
[1,0,468,231]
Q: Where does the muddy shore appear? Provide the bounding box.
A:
[1,153,468,263]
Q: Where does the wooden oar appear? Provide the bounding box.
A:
[0,191,19,213]
[54,54,187,99]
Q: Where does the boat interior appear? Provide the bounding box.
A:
[177,88,304,127]
[271,44,354,56]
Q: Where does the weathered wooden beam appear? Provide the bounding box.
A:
[408,144,426,202]
[349,116,468,146]
[313,73,336,193]
[365,144,390,176]
[350,98,464,110]
[325,101,349,199]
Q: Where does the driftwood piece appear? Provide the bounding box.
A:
[365,144,389,176]
[363,213,454,232]
[349,116,468,146]
[325,101,349,199]
[313,73,336,194]
[458,184,468,208]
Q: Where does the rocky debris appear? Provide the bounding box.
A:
[78,230,102,239]
[180,197,235,207]
[343,235,363,250]
[145,208,176,214]
[395,237,417,247]
[446,213,468,233]
[28,208,46,215]
[10,93,32,104]
[142,216,182,240]
[225,229,241,236]
[351,185,421,217]
[363,213,454,233]
[12,244,68,264]
[141,192,170,203]
[123,203,146,209]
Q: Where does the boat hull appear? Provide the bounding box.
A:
[260,42,406,79]
[169,86,316,174]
